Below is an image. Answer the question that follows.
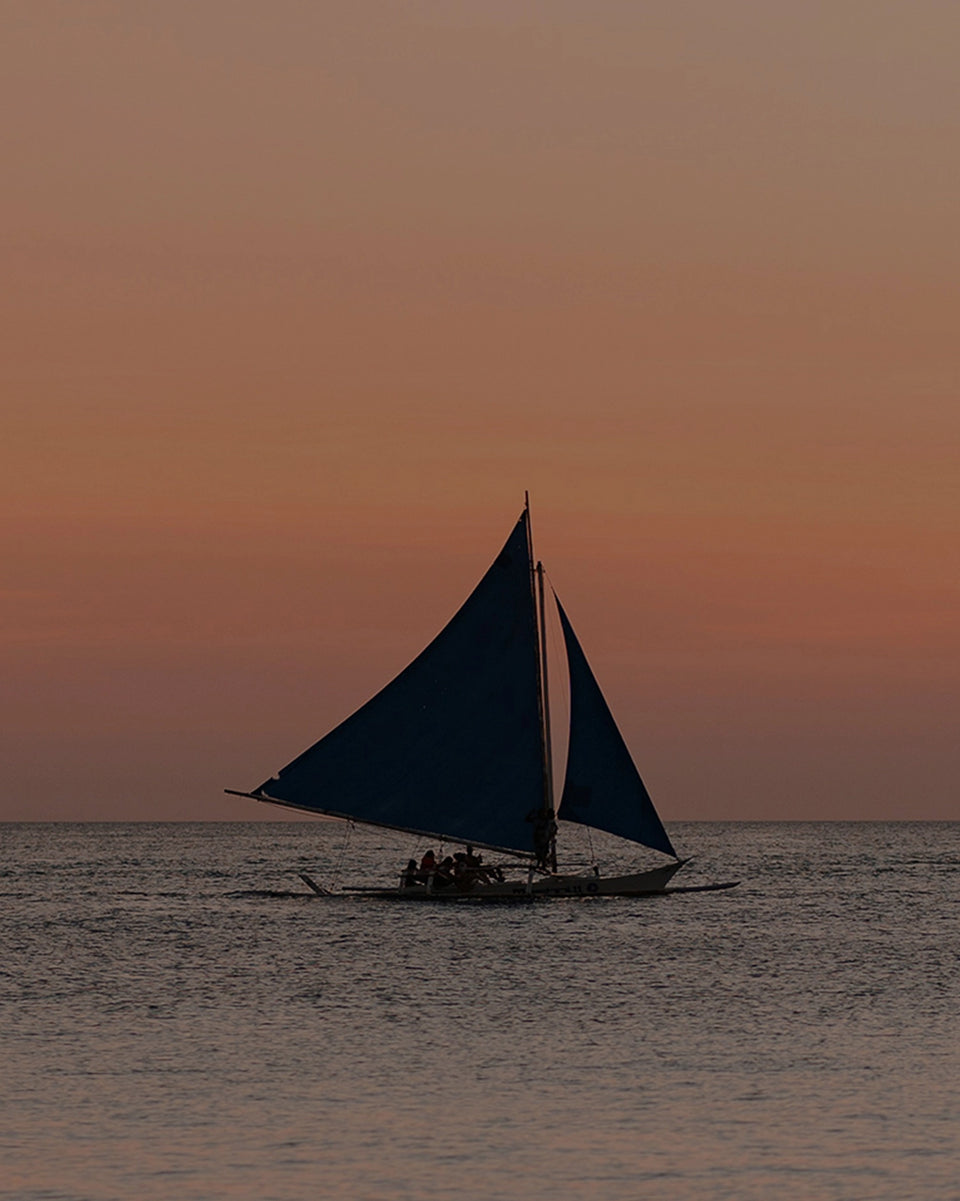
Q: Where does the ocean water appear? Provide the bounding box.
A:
[1,821,957,1201]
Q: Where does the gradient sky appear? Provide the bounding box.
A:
[3,1,958,821]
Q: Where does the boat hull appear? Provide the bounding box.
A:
[523,862,683,897]
[344,861,688,901]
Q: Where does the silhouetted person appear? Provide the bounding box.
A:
[526,806,557,871]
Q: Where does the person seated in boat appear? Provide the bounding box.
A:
[453,852,477,891]
[469,854,491,886]
[473,850,505,884]
[462,845,498,885]
[418,849,437,881]
[479,857,502,885]
[433,855,455,888]
[402,858,419,888]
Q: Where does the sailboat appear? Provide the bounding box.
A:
[227,499,738,900]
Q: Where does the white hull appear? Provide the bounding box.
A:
[525,862,684,897]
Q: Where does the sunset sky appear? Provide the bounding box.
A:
[3,1,958,821]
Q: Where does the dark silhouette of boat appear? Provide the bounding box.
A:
[228,498,738,900]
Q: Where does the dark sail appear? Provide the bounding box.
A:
[556,596,678,859]
[251,514,545,855]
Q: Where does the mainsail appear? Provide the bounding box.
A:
[555,596,678,859]
[249,513,545,855]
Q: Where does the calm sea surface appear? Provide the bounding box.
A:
[1,822,957,1201]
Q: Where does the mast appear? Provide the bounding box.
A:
[525,493,558,872]
[537,560,557,872]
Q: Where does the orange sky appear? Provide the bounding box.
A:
[3,2,958,820]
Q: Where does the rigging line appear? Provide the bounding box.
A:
[330,820,354,891]
[586,823,597,869]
